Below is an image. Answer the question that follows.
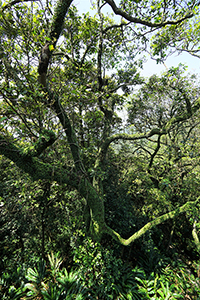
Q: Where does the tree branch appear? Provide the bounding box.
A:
[0,134,74,184]
[105,198,200,246]
[38,0,73,87]
[148,134,161,169]
[100,128,162,160]
[49,94,85,174]
[103,22,130,34]
[104,0,194,28]
[0,132,106,240]
[96,95,200,180]
[192,220,200,253]
[26,130,57,157]
[2,0,38,11]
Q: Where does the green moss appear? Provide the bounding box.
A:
[49,0,73,44]
[104,198,200,246]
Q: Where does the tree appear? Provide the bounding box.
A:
[0,0,200,248]
[150,9,200,62]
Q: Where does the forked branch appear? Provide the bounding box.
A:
[105,198,200,246]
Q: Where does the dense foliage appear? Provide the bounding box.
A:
[0,0,200,299]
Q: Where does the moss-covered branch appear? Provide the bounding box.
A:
[0,134,75,184]
[102,96,200,154]
[37,0,83,173]
[1,133,200,245]
[50,95,85,174]
[192,220,200,253]
[36,0,105,239]
[38,0,73,86]
[104,198,200,246]
[96,128,162,168]
[163,97,200,131]
[97,96,200,167]
[0,133,106,239]
[22,130,56,157]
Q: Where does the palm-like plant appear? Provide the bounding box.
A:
[24,252,85,300]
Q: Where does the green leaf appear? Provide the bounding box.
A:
[49,44,54,51]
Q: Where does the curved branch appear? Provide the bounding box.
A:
[104,0,194,28]
[105,198,200,246]
[148,134,161,169]
[103,22,131,34]
[97,93,200,165]
[1,132,199,245]
[2,0,38,11]
[158,96,200,132]
[0,133,106,240]
[99,127,162,161]
[0,134,74,184]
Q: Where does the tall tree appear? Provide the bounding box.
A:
[0,0,200,246]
